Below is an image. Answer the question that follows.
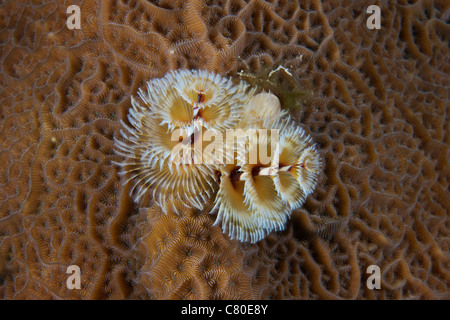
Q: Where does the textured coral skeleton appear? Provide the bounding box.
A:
[115,69,322,243]
[0,0,448,300]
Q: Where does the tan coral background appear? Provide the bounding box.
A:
[0,0,449,299]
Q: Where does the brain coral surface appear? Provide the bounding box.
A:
[0,0,449,299]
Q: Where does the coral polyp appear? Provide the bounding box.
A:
[115,69,322,243]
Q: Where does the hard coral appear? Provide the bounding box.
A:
[133,200,255,299]
[0,0,449,300]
